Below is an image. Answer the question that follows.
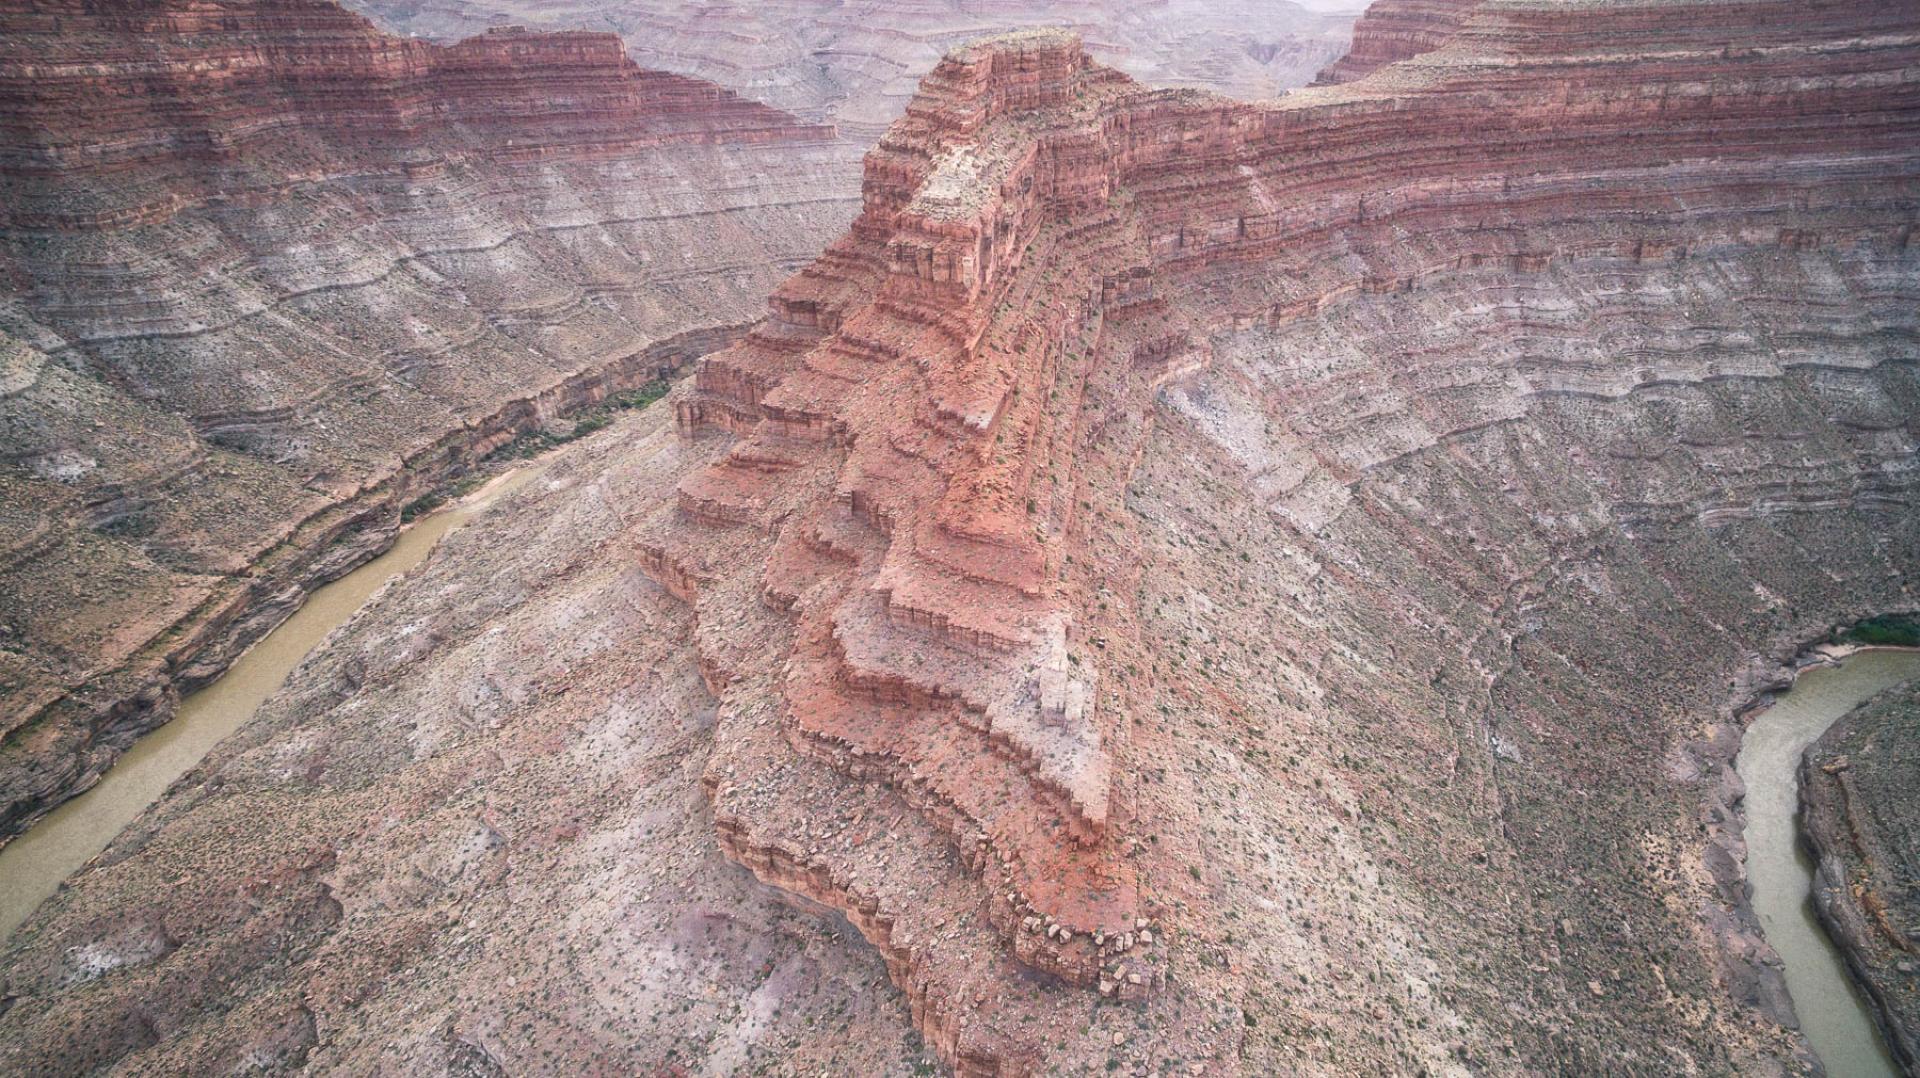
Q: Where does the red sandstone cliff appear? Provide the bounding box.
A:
[638,6,1920,1072]
[342,0,1361,140]
[1311,0,1475,84]
[0,1,832,230]
[1,1,1919,1074]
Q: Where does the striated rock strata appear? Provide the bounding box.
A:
[3,1,1920,1075]
[344,0,1362,142]
[633,7,1920,1073]
[1311,0,1475,85]
[1801,676,1920,1073]
[0,0,850,841]
[0,407,932,1075]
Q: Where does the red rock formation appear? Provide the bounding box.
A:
[344,0,1362,140]
[1310,0,1474,84]
[0,0,1915,1072]
[0,0,829,231]
[636,6,1920,1071]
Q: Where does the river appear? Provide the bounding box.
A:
[0,466,540,943]
[4,501,1913,1071]
[1736,647,1920,1078]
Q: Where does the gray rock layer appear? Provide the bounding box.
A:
[0,0,861,843]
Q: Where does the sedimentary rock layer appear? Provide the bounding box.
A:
[634,6,1920,1073]
[0,408,931,1075]
[1802,677,1920,1073]
[344,0,1360,141]
[1311,0,1473,84]
[0,0,853,842]
[3,1,1920,1075]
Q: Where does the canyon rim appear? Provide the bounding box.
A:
[2,0,1920,1076]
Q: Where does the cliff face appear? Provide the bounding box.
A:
[0,3,828,232]
[636,5,1920,1072]
[343,0,1361,141]
[2,1,1919,1076]
[0,0,850,841]
[1310,0,1474,84]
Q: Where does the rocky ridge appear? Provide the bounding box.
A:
[0,0,850,841]
[1801,676,1920,1073]
[635,5,1920,1073]
[1,0,1918,1075]
[343,0,1362,142]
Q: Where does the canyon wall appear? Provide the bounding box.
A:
[342,0,1361,142]
[0,0,853,842]
[633,5,1920,1073]
[0,407,934,1074]
[2,1,1918,1076]
[1311,0,1474,84]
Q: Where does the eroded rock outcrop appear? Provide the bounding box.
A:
[0,406,931,1075]
[1310,0,1473,84]
[344,0,1361,141]
[1802,678,1920,1073]
[3,1,1919,1075]
[0,0,850,841]
[634,6,1920,1073]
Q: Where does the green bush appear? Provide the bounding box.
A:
[609,380,671,412]
[1842,615,1920,648]
[400,491,446,522]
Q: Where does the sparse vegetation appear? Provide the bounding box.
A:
[1838,614,1920,648]
[487,378,673,462]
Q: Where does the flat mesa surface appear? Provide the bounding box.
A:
[1801,670,1920,1074]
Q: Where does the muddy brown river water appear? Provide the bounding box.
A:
[1736,648,1920,1078]
[0,466,540,943]
[2,484,1913,1076]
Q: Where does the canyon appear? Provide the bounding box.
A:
[626,7,1920,1070]
[0,0,850,843]
[2,0,1920,1075]
[0,0,1359,860]
[342,0,1362,143]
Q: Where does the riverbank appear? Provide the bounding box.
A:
[0,461,549,942]
[1735,646,1920,1077]
[0,390,927,1074]
[0,330,725,846]
[1800,672,1920,1075]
